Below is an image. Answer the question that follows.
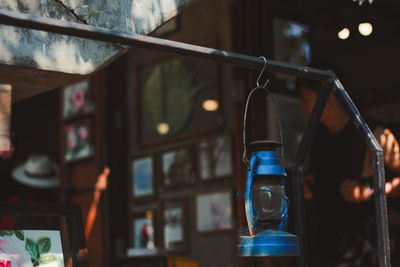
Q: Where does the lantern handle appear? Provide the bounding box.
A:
[243,56,284,165]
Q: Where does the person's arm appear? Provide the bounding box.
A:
[85,167,110,240]
[341,127,400,202]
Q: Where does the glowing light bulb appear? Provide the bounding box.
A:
[338,28,350,40]
[358,22,373,36]
[157,123,169,135]
[202,99,219,111]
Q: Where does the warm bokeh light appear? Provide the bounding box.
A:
[338,28,350,40]
[202,99,219,111]
[358,22,373,36]
[157,122,170,135]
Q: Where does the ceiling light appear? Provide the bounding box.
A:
[157,123,169,135]
[202,99,219,111]
[358,22,373,36]
[338,28,350,40]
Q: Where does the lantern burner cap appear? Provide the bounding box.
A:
[247,140,282,154]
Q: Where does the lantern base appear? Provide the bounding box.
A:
[238,229,299,257]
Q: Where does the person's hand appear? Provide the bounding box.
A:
[304,174,314,200]
[95,167,110,192]
[340,179,372,203]
[375,127,400,172]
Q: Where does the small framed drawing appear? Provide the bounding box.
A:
[161,146,196,188]
[131,155,155,201]
[130,210,157,251]
[197,134,233,181]
[62,80,94,120]
[64,119,93,162]
[195,189,234,233]
[161,197,188,253]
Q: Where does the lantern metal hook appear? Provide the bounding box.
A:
[243,57,284,165]
[256,56,269,88]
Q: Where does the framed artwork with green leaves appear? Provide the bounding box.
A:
[0,202,86,267]
[0,230,64,266]
[134,39,223,147]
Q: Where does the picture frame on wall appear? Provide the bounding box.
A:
[161,197,189,253]
[64,119,93,162]
[161,146,196,188]
[197,134,234,181]
[62,80,94,120]
[195,189,234,233]
[130,210,157,252]
[134,39,222,148]
[131,155,156,201]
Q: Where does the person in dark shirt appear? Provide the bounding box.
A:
[298,78,400,267]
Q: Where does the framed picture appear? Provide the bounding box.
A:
[161,146,196,188]
[0,230,64,266]
[130,210,157,251]
[134,39,222,147]
[62,80,94,120]
[161,197,188,253]
[0,202,86,267]
[64,119,93,162]
[197,134,234,181]
[195,189,234,233]
[131,155,155,201]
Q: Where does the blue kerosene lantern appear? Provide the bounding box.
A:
[238,86,299,257]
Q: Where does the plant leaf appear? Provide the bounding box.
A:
[37,237,51,254]
[87,10,100,20]
[1,230,13,236]
[39,254,57,264]
[25,238,39,261]
[15,230,24,241]
[75,5,89,10]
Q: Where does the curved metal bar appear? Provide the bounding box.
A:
[293,72,391,267]
[330,73,390,267]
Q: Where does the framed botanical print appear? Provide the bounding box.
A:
[195,189,234,233]
[197,134,234,181]
[62,80,94,120]
[130,210,157,250]
[161,145,196,188]
[131,155,155,201]
[64,119,93,162]
[134,39,222,147]
[0,230,64,266]
[161,197,188,253]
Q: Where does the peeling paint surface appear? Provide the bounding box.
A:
[0,0,195,93]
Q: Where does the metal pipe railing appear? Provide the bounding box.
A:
[0,9,391,267]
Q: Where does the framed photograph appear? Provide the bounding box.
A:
[195,189,234,233]
[161,146,196,188]
[62,80,94,120]
[131,155,155,201]
[64,119,93,162]
[272,17,311,94]
[130,210,157,251]
[197,134,234,181]
[161,197,188,253]
[134,39,222,147]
